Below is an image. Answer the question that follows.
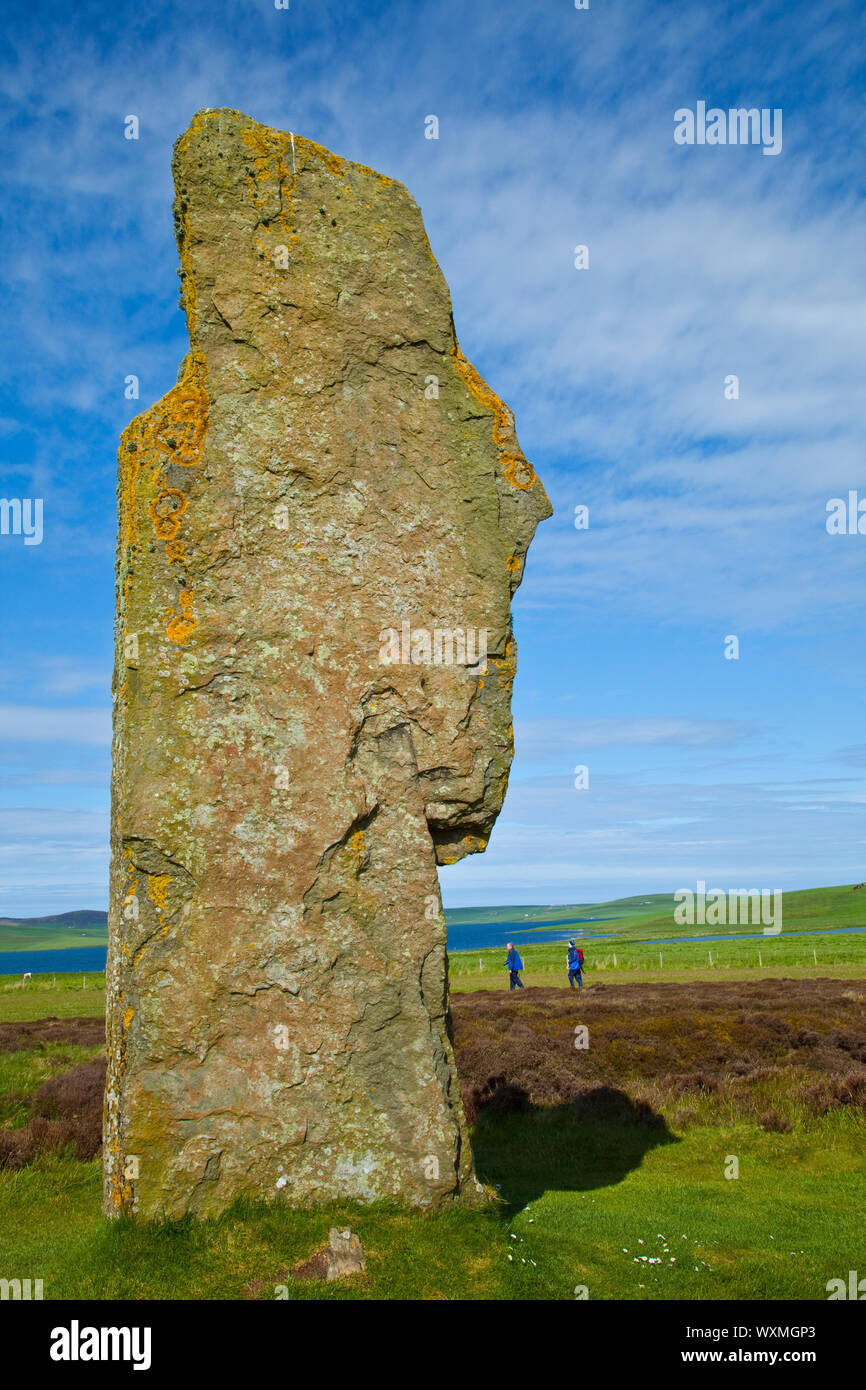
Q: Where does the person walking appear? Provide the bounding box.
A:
[505,941,525,990]
[566,940,584,988]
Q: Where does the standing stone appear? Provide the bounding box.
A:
[105,108,551,1220]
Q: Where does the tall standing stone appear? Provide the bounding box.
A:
[105,108,551,1219]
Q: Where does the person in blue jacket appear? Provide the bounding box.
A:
[566,940,584,988]
[505,941,525,990]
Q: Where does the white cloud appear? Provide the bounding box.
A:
[0,706,110,745]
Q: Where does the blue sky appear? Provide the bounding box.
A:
[0,0,864,914]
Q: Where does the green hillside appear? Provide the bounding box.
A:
[1,885,863,956]
[0,911,108,954]
[446,883,866,944]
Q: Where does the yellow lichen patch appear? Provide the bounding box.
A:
[118,348,209,647]
[420,227,441,268]
[487,640,518,693]
[123,1006,134,1031]
[464,835,487,853]
[173,110,214,335]
[149,486,189,540]
[505,554,522,572]
[164,537,189,570]
[452,343,539,494]
[115,109,211,653]
[241,124,299,263]
[147,874,172,913]
[166,588,197,645]
[502,453,536,491]
[350,831,366,874]
[315,143,347,180]
[132,873,174,969]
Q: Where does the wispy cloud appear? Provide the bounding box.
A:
[0,0,863,912]
[0,706,110,745]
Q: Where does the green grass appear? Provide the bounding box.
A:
[0,923,107,953]
[474,1108,865,1300]
[0,1157,512,1300]
[0,1111,861,1300]
[449,929,866,991]
[1,968,864,1299]
[2,920,866,1020]
[0,974,106,1021]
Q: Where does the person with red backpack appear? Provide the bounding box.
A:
[566,940,584,988]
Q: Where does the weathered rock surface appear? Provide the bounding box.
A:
[291,1227,366,1282]
[105,108,551,1220]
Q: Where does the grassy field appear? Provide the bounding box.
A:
[449,929,866,991]
[0,973,106,1021]
[0,910,107,954]
[0,1114,860,1300]
[1,881,862,1301]
[0,975,863,1300]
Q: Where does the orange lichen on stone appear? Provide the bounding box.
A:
[241,124,299,260]
[114,111,211,654]
[149,486,188,540]
[173,110,212,334]
[502,455,536,491]
[488,639,518,692]
[452,344,540,493]
[351,831,366,874]
[147,874,172,914]
[311,141,347,180]
[117,347,208,647]
[165,588,197,645]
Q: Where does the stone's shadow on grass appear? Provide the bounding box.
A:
[470,1088,678,1216]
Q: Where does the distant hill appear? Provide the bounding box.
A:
[445,885,865,942]
[0,910,108,929]
[0,911,109,954]
[444,894,674,926]
[1,886,862,955]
